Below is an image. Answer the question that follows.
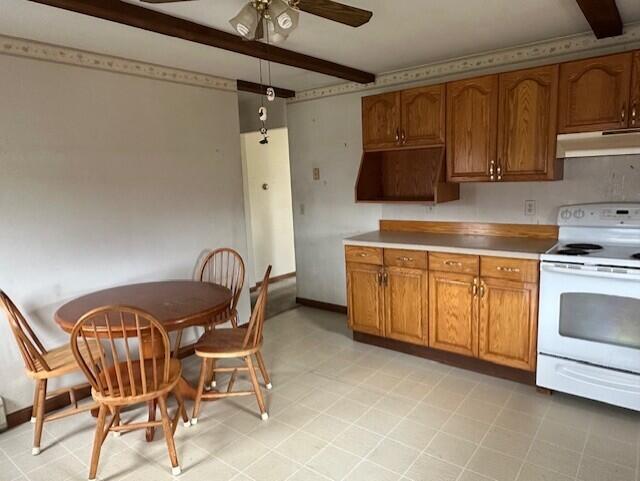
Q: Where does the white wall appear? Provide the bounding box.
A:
[287,91,640,307]
[241,128,296,286]
[0,54,249,412]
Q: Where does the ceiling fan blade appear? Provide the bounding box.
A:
[139,0,196,4]
[294,0,372,27]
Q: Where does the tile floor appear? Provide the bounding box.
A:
[1,307,639,481]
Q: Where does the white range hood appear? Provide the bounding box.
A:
[556,129,640,158]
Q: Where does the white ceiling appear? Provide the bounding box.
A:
[1,0,640,92]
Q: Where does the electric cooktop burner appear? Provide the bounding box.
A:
[632,253,640,260]
[556,248,589,256]
[565,243,603,250]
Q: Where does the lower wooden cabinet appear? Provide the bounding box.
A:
[385,266,428,344]
[346,247,539,373]
[478,277,538,371]
[346,262,384,336]
[428,271,478,357]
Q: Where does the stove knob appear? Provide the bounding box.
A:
[574,209,585,219]
[560,209,572,220]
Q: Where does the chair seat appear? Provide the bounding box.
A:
[28,338,101,379]
[195,328,260,358]
[93,358,182,404]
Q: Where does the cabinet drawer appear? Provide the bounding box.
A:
[345,246,383,265]
[384,249,428,269]
[429,252,479,274]
[481,256,538,283]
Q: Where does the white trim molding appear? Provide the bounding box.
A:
[290,22,640,103]
[0,35,236,92]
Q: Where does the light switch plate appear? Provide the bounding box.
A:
[525,200,536,216]
[313,168,320,181]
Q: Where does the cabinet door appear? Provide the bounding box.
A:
[497,65,559,181]
[362,92,401,150]
[401,85,445,146]
[478,277,538,371]
[446,75,499,182]
[384,267,428,345]
[428,271,478,357]
[346,262,383,335]
[630,51,640,129]
[558,52,632,133]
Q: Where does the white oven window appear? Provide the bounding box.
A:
[559,293,640,349]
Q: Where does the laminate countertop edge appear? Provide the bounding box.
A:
[343,231,558,260]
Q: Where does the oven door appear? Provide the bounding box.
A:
[538,262,640,373]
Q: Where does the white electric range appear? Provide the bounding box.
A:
[537,203,640,411]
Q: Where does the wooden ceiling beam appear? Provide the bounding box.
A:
[237,80,296,99]
[575,0,623,39]
[27,0,376,84]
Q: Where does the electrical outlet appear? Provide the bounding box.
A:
[525,200,536,216]
[313,168,320,181]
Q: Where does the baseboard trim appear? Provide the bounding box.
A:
[250,271,296,292]
[296,297,347,314]
[6,346,197,430]
[7,385,92,429]
[353,331,536,385]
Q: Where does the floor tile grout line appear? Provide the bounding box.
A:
[1,446,32,481]
[510,394,551,481]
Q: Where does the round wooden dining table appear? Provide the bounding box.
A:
[55,280,233,441]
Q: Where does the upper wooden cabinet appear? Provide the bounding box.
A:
[362,86,444,151]
[558,53,633,133]
[446,66,561,183]
[446,75,499,182]
[400,85,446,147]
[362,92,401,150]
[631,51,640,128]
[497,65,561,181]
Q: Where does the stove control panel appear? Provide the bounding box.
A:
[557,203,640,227]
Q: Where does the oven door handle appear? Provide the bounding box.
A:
[541,263,640,281]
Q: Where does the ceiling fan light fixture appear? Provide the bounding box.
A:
[229,3,261,39]
[269,0,299,35]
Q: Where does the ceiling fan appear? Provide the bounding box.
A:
[139,0,373,42]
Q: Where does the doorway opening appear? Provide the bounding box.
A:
[238,93,297,318]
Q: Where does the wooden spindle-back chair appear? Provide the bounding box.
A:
[70,306,188,480]
[191,266,272,423]
[199,247,245,328]
[0,290,99,456]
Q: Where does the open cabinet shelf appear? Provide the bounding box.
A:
[355,147,459,204]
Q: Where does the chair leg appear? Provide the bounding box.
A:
[158,395,181,476]
[88,404,108,481]
[30,382,39,423]
[205,358,217,390]
[111,407,121,438]
[255,351,272,390]
[173,389,190,427]
[32,379,46,455]
[245,356,268,421]
[191,358,209,425]
[230,312,238,328]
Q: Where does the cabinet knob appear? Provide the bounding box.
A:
[632,104,637,126]
[395,128,400,143]
[621,107,626,124]
[358,253,368,257]
[401,129,406,144]
[397,256,413,262]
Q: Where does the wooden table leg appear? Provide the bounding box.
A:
[146,400,157,442]
[175,376,197,400]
